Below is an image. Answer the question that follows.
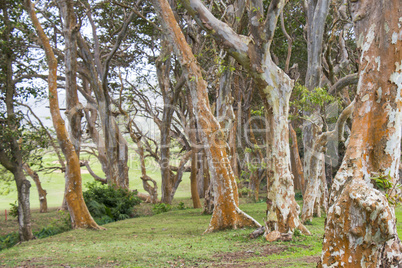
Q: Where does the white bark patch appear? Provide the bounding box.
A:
[361,24,376,60]
[392,32,399,44]
[376,87,382,103]
[375,56,381,71]
[250,16,260,27]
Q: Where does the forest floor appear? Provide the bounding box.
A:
[0,198,330,267]
[1,196,402,267]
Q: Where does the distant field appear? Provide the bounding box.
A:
[0,147,191,211]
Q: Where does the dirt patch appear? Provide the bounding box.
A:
[201,244,318,268]
[201,244,287,267]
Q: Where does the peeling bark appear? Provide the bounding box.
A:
[319,0,402,266]
[152,0,261,232]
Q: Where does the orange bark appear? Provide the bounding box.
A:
[152,0,260,232]
[319,0,402,266]
[25,0,101,230]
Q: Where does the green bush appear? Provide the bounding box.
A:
[83,182,141,223]
[177,202,186,210]
[152,203,172,214]
[0,232,19,251]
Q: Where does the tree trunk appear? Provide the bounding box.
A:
[23,164,47,213]
[15,169,34,241]
[319,0,402,266]
[152,0,261,232]
[0,0,34,241]
[302,101,354,223]
[188,94,202,208]
[258,62,310,236]
[302,0,331,219]
[25,0,101,230]
[289,124,304,192]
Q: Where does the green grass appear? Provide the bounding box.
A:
[0,200,322,267]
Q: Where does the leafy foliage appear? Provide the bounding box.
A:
[8,201,18,218]
[152,203,172,214]
[370,172,402,206]
[83,182,141,223]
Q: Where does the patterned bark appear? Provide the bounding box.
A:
[319,0,402,266]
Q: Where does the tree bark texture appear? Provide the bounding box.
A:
[23,164,48,213]
[152,0,261,232]
[319,0,402,266]
[25,0,101,230]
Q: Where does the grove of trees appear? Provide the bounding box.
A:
[1,0,402,265]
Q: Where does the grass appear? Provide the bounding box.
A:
[0,199,323,267]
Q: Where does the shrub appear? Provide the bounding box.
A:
[152,203,172,214]
[0,232,19,251]
[177,202,186,210]
[83,182,141,223]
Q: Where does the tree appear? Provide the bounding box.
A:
[0,0,34,241]
[151,0,261,232]
[179,0,311,237]
[24,0,101,230]
[319,0,402,266]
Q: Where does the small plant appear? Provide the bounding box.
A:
[370,172,402,206]
[83,181,141,223]
[293,228,302,237]
[177,202,186,210]
[9,201,18,218]
[152,203,172,214]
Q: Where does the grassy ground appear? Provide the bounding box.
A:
[1,198,402,267]
[0,198,324,267]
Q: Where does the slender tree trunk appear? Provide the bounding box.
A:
[15,169,33,241]
[152,0,261,232]
[25,0,101,230]
[302,0,331,219]
[23,164,47,213]
[319,0,402,265]
[289,124,304,192]
[188,93,202,208]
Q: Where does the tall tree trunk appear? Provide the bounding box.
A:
[0,1,34,241]
[152,0,261,232]
[23,164,47,213]
[25,0,101,230]
[319,0,402,266]
[187,93,202,208]
[302,0,331,221]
